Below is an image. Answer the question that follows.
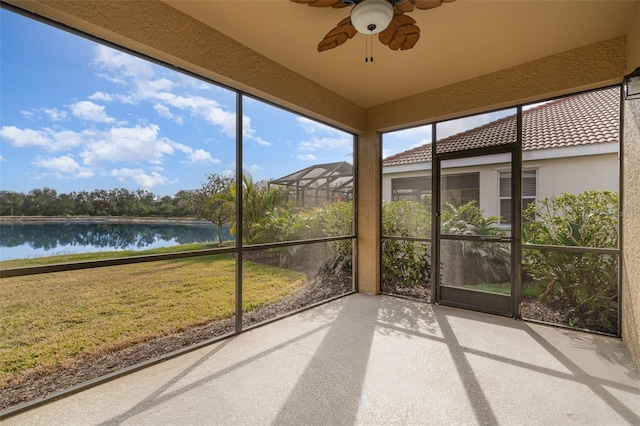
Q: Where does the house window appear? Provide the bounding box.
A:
[442,172,480,205]
[499,170,537,224]
[391,176,432,202]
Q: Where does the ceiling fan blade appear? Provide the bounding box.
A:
[317,17,358,52]
[394,0,456,12]
[412,0,447,9]
[393,0,415,13]
[289,0,348,8]
[378,14,420,50]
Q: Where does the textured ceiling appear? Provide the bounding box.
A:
[162,0,637,108]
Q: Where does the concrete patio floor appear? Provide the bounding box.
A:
[4,293,640,425]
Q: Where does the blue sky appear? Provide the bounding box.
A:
[0,9,354,197]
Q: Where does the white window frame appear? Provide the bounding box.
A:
[499,169,538,225]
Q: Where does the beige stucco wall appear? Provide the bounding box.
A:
[626,2,640,73]
[623,96,640,376]
[368,37,626,132]
[356,132,381,295]
[622,1,640,375]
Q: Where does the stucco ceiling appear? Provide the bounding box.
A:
[161,0,636,108]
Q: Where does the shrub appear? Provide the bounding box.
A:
[316,201,354,271]
[441,200,510,285]
[523,190,619,332]
[253,201,354,273]
[382,200,431,287]
[382,239,430,287]
[382,200,431,238]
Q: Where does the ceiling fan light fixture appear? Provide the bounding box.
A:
[350,0,394,35]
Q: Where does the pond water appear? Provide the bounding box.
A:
[0,221,231,261]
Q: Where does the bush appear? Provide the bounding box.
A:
[523,190,619,332]
[253,201,354,273]
[382,200,431,238]
[441,200,510,285]
[382,239,430,287]
[382,201,431,287]
[315,201,354,271]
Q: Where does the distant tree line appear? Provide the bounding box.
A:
[0,187,200,218]
[0,174,242,220]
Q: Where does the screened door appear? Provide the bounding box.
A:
[434,150,518,316]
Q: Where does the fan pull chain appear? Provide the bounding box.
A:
[365,33,368,62]
[364,26,376,62]
[370,32,374,62]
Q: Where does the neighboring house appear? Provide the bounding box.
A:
[382,87,620,224]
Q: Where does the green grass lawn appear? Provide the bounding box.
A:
[0,247,305,385]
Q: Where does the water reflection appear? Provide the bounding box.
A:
[0,221,231,260]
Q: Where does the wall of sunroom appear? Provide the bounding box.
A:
[622,0,640,376]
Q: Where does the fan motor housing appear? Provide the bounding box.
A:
[340,0,401,4]
[340,0,404,6]
[350,0,395,35]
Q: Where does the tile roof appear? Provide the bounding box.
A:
[383,87,620,167]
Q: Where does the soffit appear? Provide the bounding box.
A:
[161,0,636,109]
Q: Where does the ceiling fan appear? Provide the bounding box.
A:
[290,0,456,53]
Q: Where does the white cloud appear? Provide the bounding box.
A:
[245,164,260,175]
[247,133,271,146]
[168,141,193,155]
[81,124,175,166]
[52,130,86,151]
[0,126,49,148]
[296,153,317,161]
[297,117,331,134]
[20,108,67,122]
[21,110,35,120]
[184,149,221,165]
[110,167,175,190]
[71,101,115,123]
[153,104,183,124]
[177,74,211,91]
[152,92,237,137]
[92,44,154,83]
[136,78,175,97]
[1,122,213,172]
[89,92,114,102]
[382,126,433,158]
[0,126,84,151]
[31,155,94,178]
[386,125,432,142]
[295,116,351,154]
[88,43,245,142]
[298,136,352,153]
[43,108,67,121]
[242,115,271,146]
